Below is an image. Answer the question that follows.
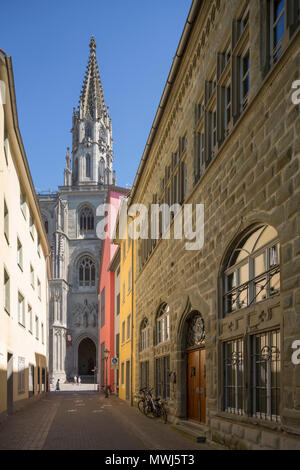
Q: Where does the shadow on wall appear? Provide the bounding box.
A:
[0,353,48,420]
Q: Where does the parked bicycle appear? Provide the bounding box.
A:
[138,387,167,423]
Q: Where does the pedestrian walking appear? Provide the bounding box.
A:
[56,379,60,391]
[78,376,81,386]
[74,375,77,385]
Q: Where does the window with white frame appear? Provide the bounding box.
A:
[140,318,150,351]
[18,292,25,326]
[223,225,280,316]
[41,323,44,344]
[37,278,41,299]
[156,304,170,345]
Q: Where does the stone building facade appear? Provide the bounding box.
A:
[130,0,300,450]
[38,38,119,383]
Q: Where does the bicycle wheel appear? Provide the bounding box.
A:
[138,399,146,414]
[144,404,155,419]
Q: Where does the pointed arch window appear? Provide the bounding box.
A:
[79,256,96,287]
[85,123,92,139]
[80,206,94,232]
[140,318,150,351]
[223,225,280,316]
[86,155,91,178]
[156,304,170,345]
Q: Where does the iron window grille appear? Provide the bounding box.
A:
[224,339,245,415]
[155,356,170,400]
[251,329,281,422]
[140,361,150,390]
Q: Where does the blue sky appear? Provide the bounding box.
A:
[0,0,192,191]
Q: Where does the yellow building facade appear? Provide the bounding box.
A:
[118,218,135,404]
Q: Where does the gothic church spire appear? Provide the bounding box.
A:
[79,36,106,120]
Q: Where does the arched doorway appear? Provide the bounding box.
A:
[185,312,206,423]
[78,338,96,377]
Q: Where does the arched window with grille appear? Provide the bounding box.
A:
[79,206,94,232]
[223,224,280,316]
[78,256,96,287]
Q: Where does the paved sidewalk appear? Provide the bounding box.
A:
[0,392,215,450]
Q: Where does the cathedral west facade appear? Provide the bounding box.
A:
[39,37,120,383]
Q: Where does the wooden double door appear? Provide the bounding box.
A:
[187,348,206,423]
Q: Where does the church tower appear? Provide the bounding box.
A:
[65,37,115,187]
[38,37,123,385]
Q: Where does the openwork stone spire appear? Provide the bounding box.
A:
[79,36,106,119]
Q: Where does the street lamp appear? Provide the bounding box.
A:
[91,367,97,391]
[104,349,110,398]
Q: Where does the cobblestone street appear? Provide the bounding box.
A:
[0,392,214,450]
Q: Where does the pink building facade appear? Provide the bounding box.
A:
[99,189,128,392]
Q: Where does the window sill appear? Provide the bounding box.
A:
[18,264,23,272]
[4,307,10,316]
[222,292,280,318]
[215,411,281,432]
[18,322,26,329]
